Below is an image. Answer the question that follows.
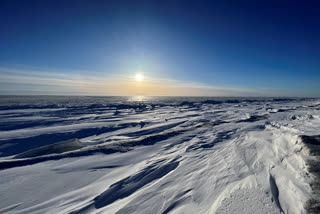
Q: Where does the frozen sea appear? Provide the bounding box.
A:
[0,96,320,214]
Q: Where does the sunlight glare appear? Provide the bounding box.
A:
[135,73,144,82]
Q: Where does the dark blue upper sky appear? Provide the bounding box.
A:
[0,0,319,96]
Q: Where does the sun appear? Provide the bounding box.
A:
[135,73,144,82]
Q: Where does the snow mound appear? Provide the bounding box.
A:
[14,138,83,159]
[299,135,320,213]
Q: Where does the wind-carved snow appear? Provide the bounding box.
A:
[0,96,319,214]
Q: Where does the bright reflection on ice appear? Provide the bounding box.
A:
[128,96,148,102]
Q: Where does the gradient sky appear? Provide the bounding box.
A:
[0,0,319,97]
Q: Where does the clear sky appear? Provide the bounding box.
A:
[0,0,319,97]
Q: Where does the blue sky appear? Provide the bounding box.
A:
[0,0,319,96]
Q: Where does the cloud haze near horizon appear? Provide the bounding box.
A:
[0,67,312,97]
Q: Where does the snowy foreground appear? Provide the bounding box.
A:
[0,96,320,214]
